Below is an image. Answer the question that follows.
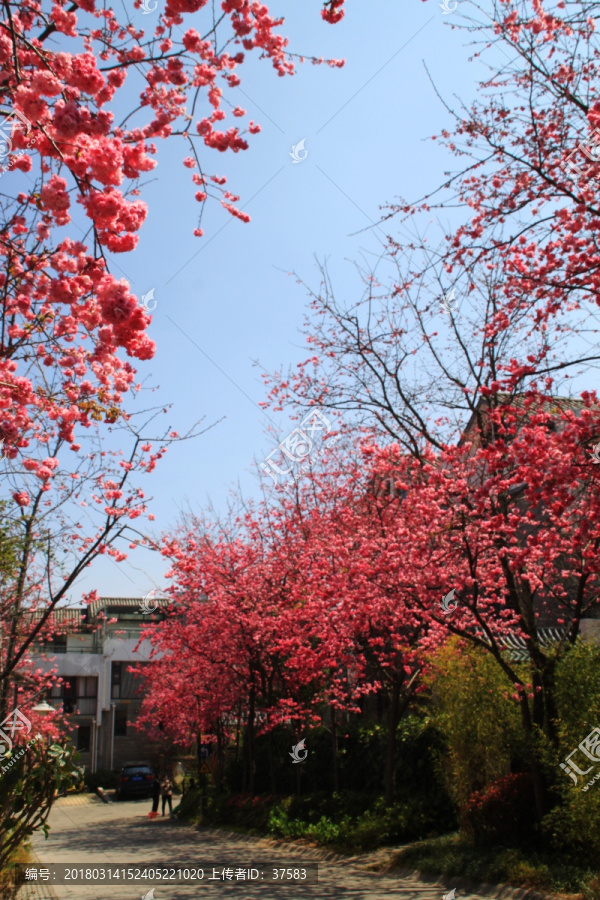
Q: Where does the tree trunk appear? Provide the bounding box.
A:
[541,660,560,746]
[268,729,277,794]
[196,729,203,781]
[244,691,255,795]
[331,706,339,793]
[519,696,546,823]
[384,678,401,807]
[216,718,224,794]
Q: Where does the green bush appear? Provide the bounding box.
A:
[540,641,600,861]
[427,640,525,817]
[84,768,118,792]
[392,832,599,896]
[0,738,84,870]
[464,773,538,848]
[171,787,202,821]
[265,791,454,852]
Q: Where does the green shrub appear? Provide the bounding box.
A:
[464,773,538,848]
[540,641,600,861]
[393,833,599,896]
[427,640,525,817]
[171,787,202,821]
[265,791,454,852]
[0,739,84,870]
[84,768,118,792]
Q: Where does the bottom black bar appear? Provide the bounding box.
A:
[13,863,318,885]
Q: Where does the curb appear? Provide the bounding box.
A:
[379,867,569,900]
[15,854,60,900]
[193,824,570,900]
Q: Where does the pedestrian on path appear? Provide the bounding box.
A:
[160,776,173,816]
[150,775,160,816]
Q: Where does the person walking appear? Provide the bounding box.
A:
[150,775,160,816]
[160,775,173,816]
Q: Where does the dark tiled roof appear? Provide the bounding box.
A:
[494,628,566,662]
[460,394,590,445]
[30,607,84,626]
[88,596,171,618]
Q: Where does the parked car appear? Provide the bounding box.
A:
[115,761,155,800]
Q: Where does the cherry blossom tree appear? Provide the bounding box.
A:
[137,501,353,792]
[354,395,600,822]
[0,1,348,856]
[262,0,600,444]
[139,453,436,802]
[0,0,346,719]
[258,4,600,822]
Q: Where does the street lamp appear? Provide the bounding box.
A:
[32,701,55,717]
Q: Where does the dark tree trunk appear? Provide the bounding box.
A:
[268,729,277,794]
[196,729,203,781]
[244,692,256,795]
[519,696,547,823]
[235,702,241,761]
[541,660,560,746]
[331,707,339,793]
[215,718,224,794]
[384,678,401,807]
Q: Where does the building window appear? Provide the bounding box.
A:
[111,662,121,699]
[45,635,67,653]
[77,677,97,697]
[114,708,127,737]
[51,677,97,714]
[111,661,147,700]
[77,725,91,753]
[62,678,76,714]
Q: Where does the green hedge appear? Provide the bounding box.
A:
[84,768,118,792]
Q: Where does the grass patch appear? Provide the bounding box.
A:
[0,843,35,900]
[391,833,600,898]
[178,790,455,853]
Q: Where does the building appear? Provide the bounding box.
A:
[31,597,169,772]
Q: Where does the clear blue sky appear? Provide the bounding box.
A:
[75,0,506,601]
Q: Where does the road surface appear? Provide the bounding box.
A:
[19,794,502,900]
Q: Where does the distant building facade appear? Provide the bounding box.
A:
[31,597,169,772]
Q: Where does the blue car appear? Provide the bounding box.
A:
[115,762,155,800]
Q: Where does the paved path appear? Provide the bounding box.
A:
[21,794,499,900]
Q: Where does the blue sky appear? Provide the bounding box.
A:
[74,0,506,601]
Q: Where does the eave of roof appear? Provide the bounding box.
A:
[88,596,171,618]
[459,393,589,446]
